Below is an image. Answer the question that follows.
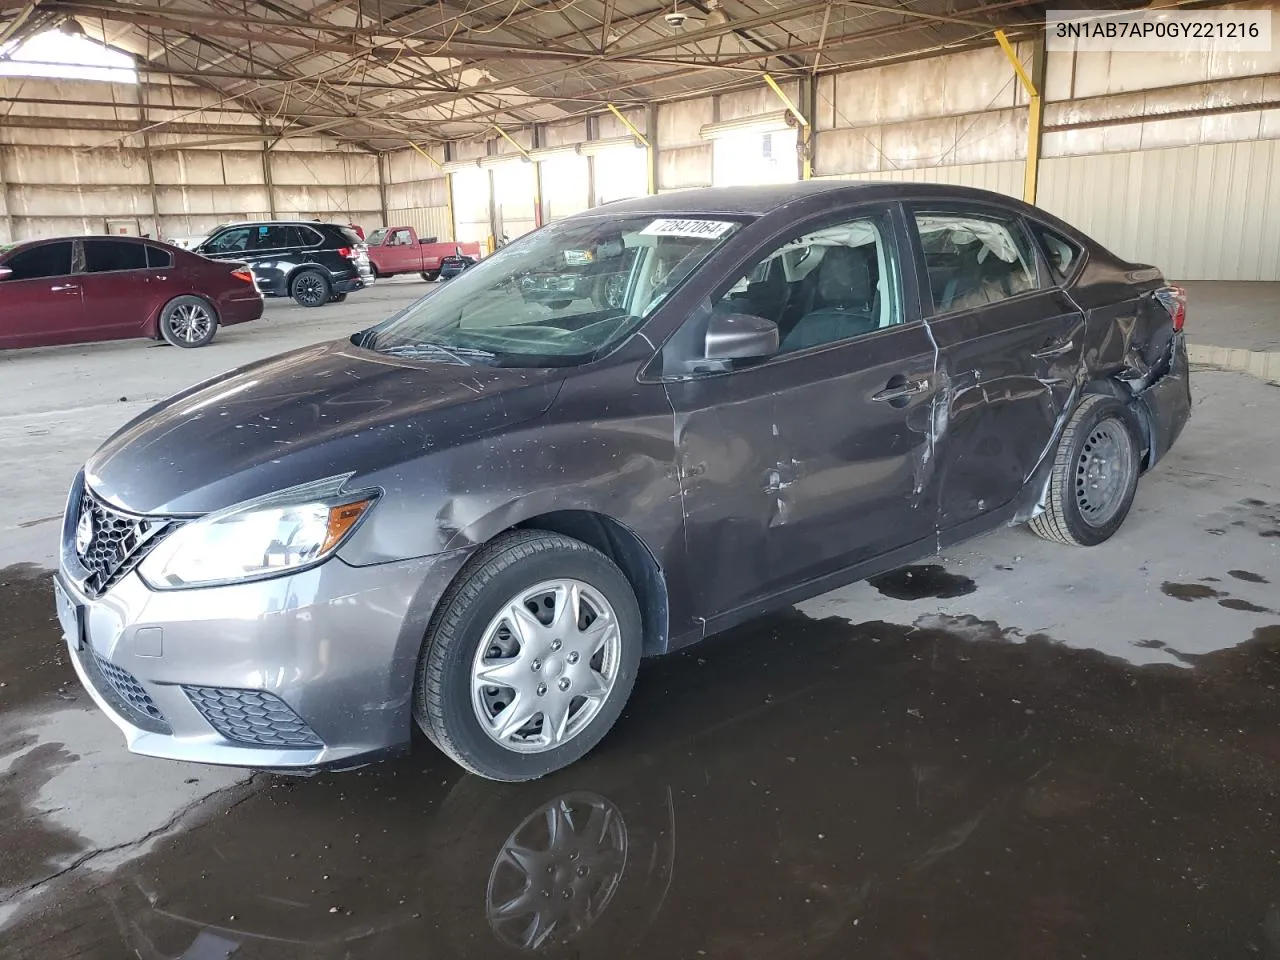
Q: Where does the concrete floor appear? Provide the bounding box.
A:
[1,279,1277,957]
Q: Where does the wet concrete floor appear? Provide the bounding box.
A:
[3,566,1279,959]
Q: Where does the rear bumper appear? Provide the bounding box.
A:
[1137,333,1192,468]
[219,293,264,326]
[335,275,367,294]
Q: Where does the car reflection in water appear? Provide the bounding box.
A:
[47,608,1280,960]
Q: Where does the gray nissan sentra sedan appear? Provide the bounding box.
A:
[55,182,1191,782]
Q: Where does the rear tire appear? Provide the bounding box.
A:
[414,530,642,782]
[158,296,218,348]
[422,270,440,282]
[1030,394,1142,546]
[290,269,331,307]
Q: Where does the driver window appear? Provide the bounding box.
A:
[390,229,412,246]
[713,214,901,354]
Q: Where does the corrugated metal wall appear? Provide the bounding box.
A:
[825,160,1024,198]
[1038,140,1280,281]
[385,205,453,243]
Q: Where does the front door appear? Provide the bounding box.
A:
[663,206,942,623]
[906,207,1086,531]
[0,241,83,347]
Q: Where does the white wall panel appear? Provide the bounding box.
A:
[825,160,1024,199]
[386,205,453,243]
[1039,140,1280,280]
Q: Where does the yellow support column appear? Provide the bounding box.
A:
[995,30,1043,206]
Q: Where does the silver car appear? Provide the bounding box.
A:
[55,183,1191,781]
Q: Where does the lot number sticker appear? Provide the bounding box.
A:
[641,218,735,239]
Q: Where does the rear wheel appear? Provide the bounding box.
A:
[422,270,440,282]
[1030,394,1141,546]
[290,269,331,307]
[414,530,642,782]
[159,296,218,348]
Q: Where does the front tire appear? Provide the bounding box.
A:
[414,530,642,782]
[329,291,348,303]
[1030,394,1142,546]
[290,269,331,307]
[159,296,218,348]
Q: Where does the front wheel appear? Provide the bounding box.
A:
[1030,394,1142,546]
[159,296,218,348]
[329,292,348,303]
[414,530,642,782]
[290,269,331,307]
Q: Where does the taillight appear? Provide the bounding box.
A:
[337,246,352,259]
[1155,284,1186,332]
[231,269,254,284]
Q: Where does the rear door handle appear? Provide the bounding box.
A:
[872,378,931,403]
[1031,338,1074,359]
[50,284,80,293]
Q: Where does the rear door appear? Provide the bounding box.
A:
[79,239,160,338]
[0,241,83,347]
[246,225,299,295]
[904,205,1085,532]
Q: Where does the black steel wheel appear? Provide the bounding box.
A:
[1030,394,1142,546]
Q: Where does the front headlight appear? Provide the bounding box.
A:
[138,476,377,590]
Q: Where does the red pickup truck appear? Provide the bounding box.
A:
[366,226,483,281]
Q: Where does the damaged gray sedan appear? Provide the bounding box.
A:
[56,182,1191,781]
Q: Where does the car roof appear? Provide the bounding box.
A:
[576,181,1032,218]
[1,235,174,252]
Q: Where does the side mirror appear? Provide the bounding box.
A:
[704,311,779,361]
[0,267,11,281]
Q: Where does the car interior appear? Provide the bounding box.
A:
[914,215,1037,313]
[716,219,896,353]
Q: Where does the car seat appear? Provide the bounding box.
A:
[780,246,878,352]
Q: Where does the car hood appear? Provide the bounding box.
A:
[86,339,565,515]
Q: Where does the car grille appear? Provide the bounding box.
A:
[83,649,171,734]
[75,488,174,597]
[184,687,324,748]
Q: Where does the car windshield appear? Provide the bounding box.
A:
[358,214,746,366]
[366,228,387,245]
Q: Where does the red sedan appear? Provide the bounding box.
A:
[0,236,263,350]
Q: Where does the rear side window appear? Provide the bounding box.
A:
[4,242,73,280]
[914,212,1039,315]
[1032,224,1081,283]
[83,239,147,273]
[146,246,173,269]
[336,227,363,247]
[289,225,322,247]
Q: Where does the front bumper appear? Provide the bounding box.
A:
[58,549,469,770]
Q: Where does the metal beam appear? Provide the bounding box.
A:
[995,28,1040,205]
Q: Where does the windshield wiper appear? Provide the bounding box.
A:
[377,341,497,365]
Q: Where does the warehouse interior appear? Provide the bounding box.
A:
[2,1,1279,956]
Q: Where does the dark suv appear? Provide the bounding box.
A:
[195,221,373,307]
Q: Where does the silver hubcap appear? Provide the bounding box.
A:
[486,792,628,950]
[1075,418,1135,527]
[471,579,621,754]
[170,303,211,343]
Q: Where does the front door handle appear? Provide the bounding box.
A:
[1031,338,1074,359]
[872,377,930,404]
[50,284,80,293]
